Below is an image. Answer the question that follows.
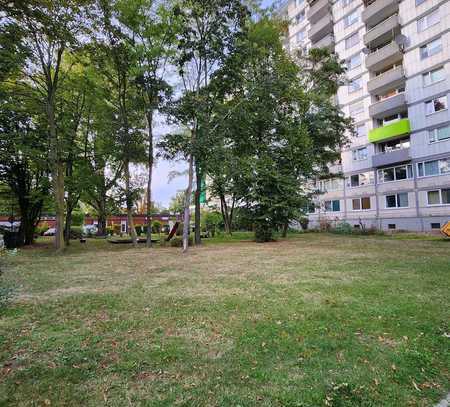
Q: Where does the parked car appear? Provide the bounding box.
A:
[82,224,98,236]
[43,228,56,236]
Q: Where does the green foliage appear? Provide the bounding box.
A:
[254,221,273,243]
[35,222,50,236]
[152,221,162,234]
[169,236,193,248]
[106,226,114,236]
[331,222,353,235]
[135,225,143,236]
[71,210,85,227]
[70,226,83,239]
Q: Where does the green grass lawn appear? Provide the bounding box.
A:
[1,233,449,406]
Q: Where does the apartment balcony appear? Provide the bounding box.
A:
[368,118,411,143]
[311,33,334,50]
[365,42,402,72]
[308,13,333,44]
[369,93,406,119]
[307,0,330,25]
[372,148,411,167]
[362,0,400,29]
[367,66,405,95]
[363,14,400,48]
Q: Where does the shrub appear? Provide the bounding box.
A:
[332,222,353,235]
[299,217,309,231]
[106,227,114,236]
[152,221,162,234]
[36,222,49,236]
[113,224,121,235]
[169,236,193,247]
[71,210,85,226]
[70,226,83,239]
[135,225,143,236]
[255,222,273,243]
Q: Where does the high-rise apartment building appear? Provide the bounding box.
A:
[282,0,450,231]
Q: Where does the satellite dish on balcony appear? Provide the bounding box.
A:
[362,47,370,55]
[395,34,408,47]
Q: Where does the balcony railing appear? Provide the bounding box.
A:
[368,118,411,143]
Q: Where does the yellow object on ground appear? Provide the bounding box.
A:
[441,221,450,237]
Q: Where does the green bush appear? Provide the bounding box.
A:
[106,226,114,236]
[135,225,143,236]
[36,222,49,236]
[71,210,85,226]
[113,225,121,235]
[152,220,162,234]
[332,222,353,235]
[255,222,273,243]
[169,236,193,247]
[70,226,83,239]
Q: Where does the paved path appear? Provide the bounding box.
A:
[435,393,450,407]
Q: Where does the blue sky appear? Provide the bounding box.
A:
[150,0,278,209]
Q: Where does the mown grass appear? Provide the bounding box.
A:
[0,233,449,406]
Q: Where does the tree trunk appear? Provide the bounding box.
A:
[47,91,65,252]
[282,222,288,238]
[146,111,153,248]
[124,159,138,247]
[97,210,107,237]
[194,164,202,245]
[64,208,73,245]
[183,152,194,253]
[220,194,233,235]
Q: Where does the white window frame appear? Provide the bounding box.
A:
[344,10,359,28]
[422,66,445,87]
[377,164,413,184]
[385,193,409,209]
[351,197,371,211]
[348,76,362,93]
[429,124,450,144]
[346,171,374,188]
[420,37,443,60]
[417,8,440,32]
[426,188,450,206]
[417,157,450,178]
[352,147,368,161]
[425,96,447,115]
[324,199,341,212]
[347,53,361,70]
[345,32,359,50]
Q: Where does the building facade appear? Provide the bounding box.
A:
[283,0,450,231]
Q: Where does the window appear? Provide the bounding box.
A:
[345,32,359,49]
[344,10,359,28]
[352,147,368,161]
[416,0,427,5]
[425,96,447,115]
[348,77,362,93]
[388,224,396,230]
[423,67,445,86]
[431,222,441,229]
[429,124,450,143]
[378,112,408,126]
[356,123,366,137]
[352,197,371,211]
[417,157,450,177]
[296,30,306,43]
[379,137,410,153]
[349,101,364,116]
[316,178,343,192]
[377,87,405,102]
[417,8,439,32]
[324,200,341,212]
[347,171,374,188]
[294,10,305,24]
[427,189,450,205]
[378,164,413,183]
[342,0,354,6]
[296,0,304,6]
[385,193,409,208]
[420,37,442,59]
[347,53,361,70]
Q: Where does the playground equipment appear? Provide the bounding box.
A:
[441,221,450,237]
[166,222,180,241]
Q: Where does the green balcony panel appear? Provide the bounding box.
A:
[368,118,411,143]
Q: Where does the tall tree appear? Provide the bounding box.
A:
[164,0,249,251]
[3,0,92,251]
[207,18,351,241]
[115,0,178,247]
